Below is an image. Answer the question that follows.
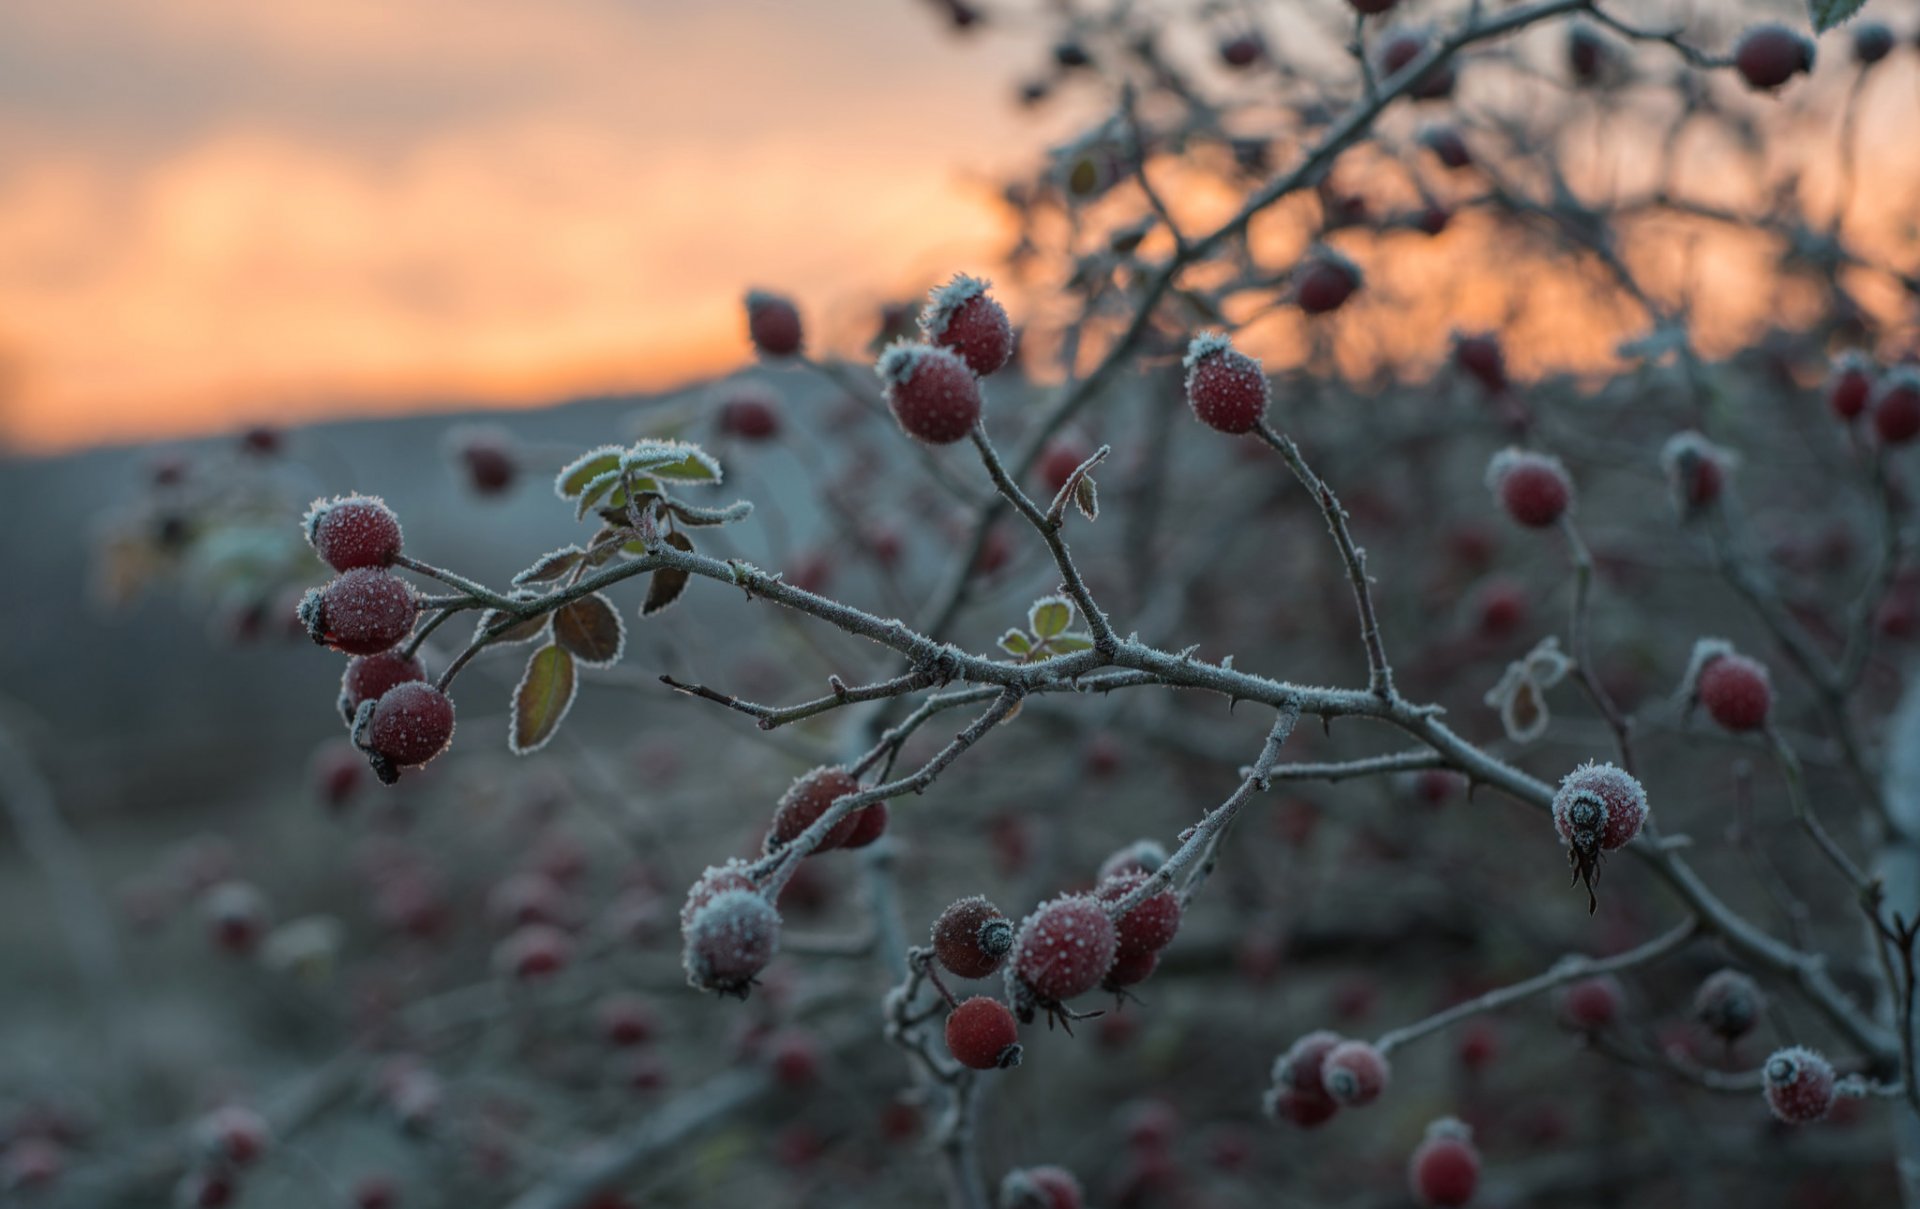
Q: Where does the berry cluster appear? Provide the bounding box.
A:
[874,275,1015,444]
[1262,1031,1390,1128]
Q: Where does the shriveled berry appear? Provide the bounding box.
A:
[946,996,1022,1070]
[300,568,417,655]
[682,884,781,997]
[875,342,982,445]
[339,650,427,724]
[1734,24,1815,91]
[1409,1118,1479,1207]
[1321,1039,1389,1106]
[1556,975,1624,1032]
[1008,894,1118,1009]
[358,682,456,770]
[304,495,403,571]
[766,766,869,853]
[933,896,1015,980]
[1295,252,1362,315]
[1873,369,1920,445]
[1694,968,1765,1042]
[999,1165,1082,1209]
[745,290,803,357]
[1183,332,1269,434]
[1828,351,1875,420]
[1377,31,1454,100]
[1485,448,1572,528]
[920,274,1014,377]
[1763,1046,1836,1123]
[1454,332,1507,395]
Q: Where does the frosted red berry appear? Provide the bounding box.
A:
[1553,760,1648,855]
[1660,431,1729,518]
[933,896,1015,980]
[1008,894,1118,1010]
[1454,332,1508,395]
[1763,1046,1836,1123]
[717,385,783,441]
[745,290,803,357]
[840,802,889,849]
[1409,1119,1479,1208]
[1694,968,1765,1042]
[300,569,416,656]
[1095,871,1181,985]
[1295,252,1362,315]
[1096,839,1168,884]
[1556,975,1624,1032]
[338,650,427,723]
[596,992,658,1047]
[1692,648,1771,732]
[1827,352,1874,420]
[1734,24,1815,91]
[1873,369,1920,445]
[1485,448,1572,528]
[767,766,869,853]
[681,877,781,997]
[304,495,403,571]
[494,923,572,981]
[921,274,1014,377]
[946,996,1022,1070]
[453,427,518,495]
[358,682,456,770]
[197,1105,269,1166]
[1265,1031,1343,1128]
[1321,1039,1389,1106]
[1183,332,1269,434]
[204,881,268,955]
[875,342,983,445]
[1377,31,1454,100]
[999,1166,1082,1209]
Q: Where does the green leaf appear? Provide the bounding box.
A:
[1049,633,1095,654]
[511,644,577,755]
[575,469,623,520]
[512,545,585,586]
[553,592,625,666]
[1028,595,1074,640]
[554,447,624,500]
[625,439,722,484]
[1810,0,1867,32]
[642,531,696,616]
[998,629,1032,657]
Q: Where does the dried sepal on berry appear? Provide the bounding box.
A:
[1551,760,1649,911]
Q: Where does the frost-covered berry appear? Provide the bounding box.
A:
[875,341,983,445]
[1321,1039,1389,1106]
[300,569,416,657]
[946,996,1022,1070]
[1694,968,1765,1042]
[1826,351,1874,421]
[1553,761,1648,904]
[1096,839,1168,884]
[933,896,1015,980]
[1420,125,1472,170]
[1454,332,1508,395]
[196,1105,269,1166]
[1734,24,1815,91]
[999,1166,1083,1209]
[203,881,269,955]
[840,801,889,849]
[1038,436,1093,497]
[596,992,659,1047]
[1680,639,1771,732]
[920,274,1014,377]
[1853,21,1895,66]
[1103,946,1159,988]
[1409,1118,1479,1208]
[682,878,781,997]
[1873,369,1920,446]
[304,495,403,571]
[1095,871,1181,987]
[1377,31,1454,100]
[1661,431,1731,519]
[1183,332,1269,434]
[339,650,427,724]
[680,860,757,927]
[1264,1031,1343,1128]
[357,681,456,773]
[1556,975,1624,1032]
[1763,1046,1836,1123]
[493,923,572,981]
[1008,894,1118,1011]
[717,384,783,441]
[1486,448,1572,528]
[766,766,869,854]
[1295,251,1362,315]
[745,290,803,357]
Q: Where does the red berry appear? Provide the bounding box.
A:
[1218,33,1264,68]
[1691,646,1772,732]
[1660,431,1729,517]
[304,495,403,571]
[1412,768,1461,806]
[1873,369,1920,445]
[596,993,658,1047]
[1556,975,1624,1032]
[452,427,518,495]
[1264,1031,1342,1128]
[745,290,803,357]
[1420,125,1472,170]
[1409,1119,1480,1207]
[1695,968,1765,1041]
[933,896,1015,980]
[945,996,1022,1070]
[1764,1046,1836,1123]
[1485,448,1572,528]
[999,1165,1082,1209]
[1183,332,1269,434]
[300,568,417,656]
[1453,332,1508,395]
[1347,0,1398,14]
[1038,436,1093,497]
[1294,253,1362,315]
[1734,24,1816,91]
[1827,352,1875,420]
[1377,31,1454,100]
[1457,1019,1500,1071]
[1473,577,1527,638]
[339,650,427,723]
[875,342,982,445]
[1008,894,1118,1010]
[1096,839,1167,884]
[767,766,869,853]
[921,274,1014,377]
[494,923,572,981]
[358,681,456,771]
[311,740,365,812]
[1321,1039,1390,1106]
[353,1176,399,1209]
[1553,760,1648,854]
[177,1167,236,1208]
[717,384,782,441]
[239,424,282,456]
[197,1105,268,1166]
[488,871,576,931]
[1095,871,1181,984]
[1103,946,1159,988]
[1853,21,1895,66]
[681,879,781,997]
[840,802,889,849]
[769,1029,823,1087]
[203,881,268,955]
